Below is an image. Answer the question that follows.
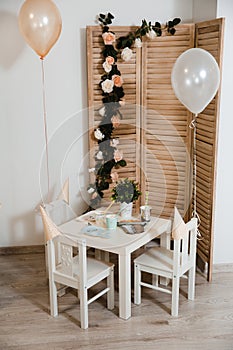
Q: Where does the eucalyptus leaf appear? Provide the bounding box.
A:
[168,20,173,28]
[173,18,181,26]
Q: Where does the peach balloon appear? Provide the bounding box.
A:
[18,0,62,59]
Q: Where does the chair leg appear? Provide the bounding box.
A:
[107,267,114,310]
[188,266,195,300]
[79,287,88,329]
[171,276,180,316]
[49,276,58,317]
[134,263,141,305]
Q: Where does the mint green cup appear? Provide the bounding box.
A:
[106,214,117,230]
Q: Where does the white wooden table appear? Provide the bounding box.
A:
[59,215,171,320]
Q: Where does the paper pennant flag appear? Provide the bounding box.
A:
[172,206,188,240]
[40,205,61,242]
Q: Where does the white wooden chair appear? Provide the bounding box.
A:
[42,200,76,277]
[48,234,115,329]
[134,215,198,316]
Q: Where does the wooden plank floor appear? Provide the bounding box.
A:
[0,251,232,350]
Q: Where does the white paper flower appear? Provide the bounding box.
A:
[101,79,114,93]
[96,151,103,160]
[135,38,142,48]
[99,106,105,117]
[88,168,95,173]
[94,128,105,140]
[114,149,123,162]
[121,47,133,62]
[103,61,112,73]
[87,187,95,194]
[110,138,119,147]
[146,29,157,39]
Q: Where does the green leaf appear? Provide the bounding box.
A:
[117,159,127,167]
[141,28,147,36]
[173,18,181,26]
[168,20,173,28]
[154,21,161,28]
[169,27,176,35]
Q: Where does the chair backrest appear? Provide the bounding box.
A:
[49,234,87,287]
[173,218,198,275]
[44,199,76,226]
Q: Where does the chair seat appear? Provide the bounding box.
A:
[135,246,174,274]
[57,256,114,286]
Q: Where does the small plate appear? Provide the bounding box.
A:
[81,225,110,238]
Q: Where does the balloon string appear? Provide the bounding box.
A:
[41,58,50,205]
[189,114,202,240]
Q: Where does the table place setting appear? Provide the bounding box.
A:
[76,203,152,238]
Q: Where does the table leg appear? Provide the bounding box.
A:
[119,253,131,320]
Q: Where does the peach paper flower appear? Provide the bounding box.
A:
[111,115,120,128]
[112,74,123,87]
[102,32,116,45]
[111,172,119,182]
[106,56,115,65]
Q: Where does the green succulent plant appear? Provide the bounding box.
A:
[111,178,141,204]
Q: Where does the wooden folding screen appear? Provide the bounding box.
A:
[141,24,194,220]
[194,18,224,281]
[87,19,224,280]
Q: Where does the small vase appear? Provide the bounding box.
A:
[120,202,133,219]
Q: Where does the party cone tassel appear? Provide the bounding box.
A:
[40,205,61,242]
[172,206,187,240]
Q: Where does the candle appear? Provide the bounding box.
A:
[145,190,149,206]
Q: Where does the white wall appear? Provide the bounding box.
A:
[213,0,233,264]
[0,0,193,247]
[1,0,233,265]
[193,0,217,22]
[192,0,233,264]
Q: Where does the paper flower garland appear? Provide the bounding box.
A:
[87,13,181,208]
[87,13,128,207]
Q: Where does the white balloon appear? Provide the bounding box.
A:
[171,48,220,115]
